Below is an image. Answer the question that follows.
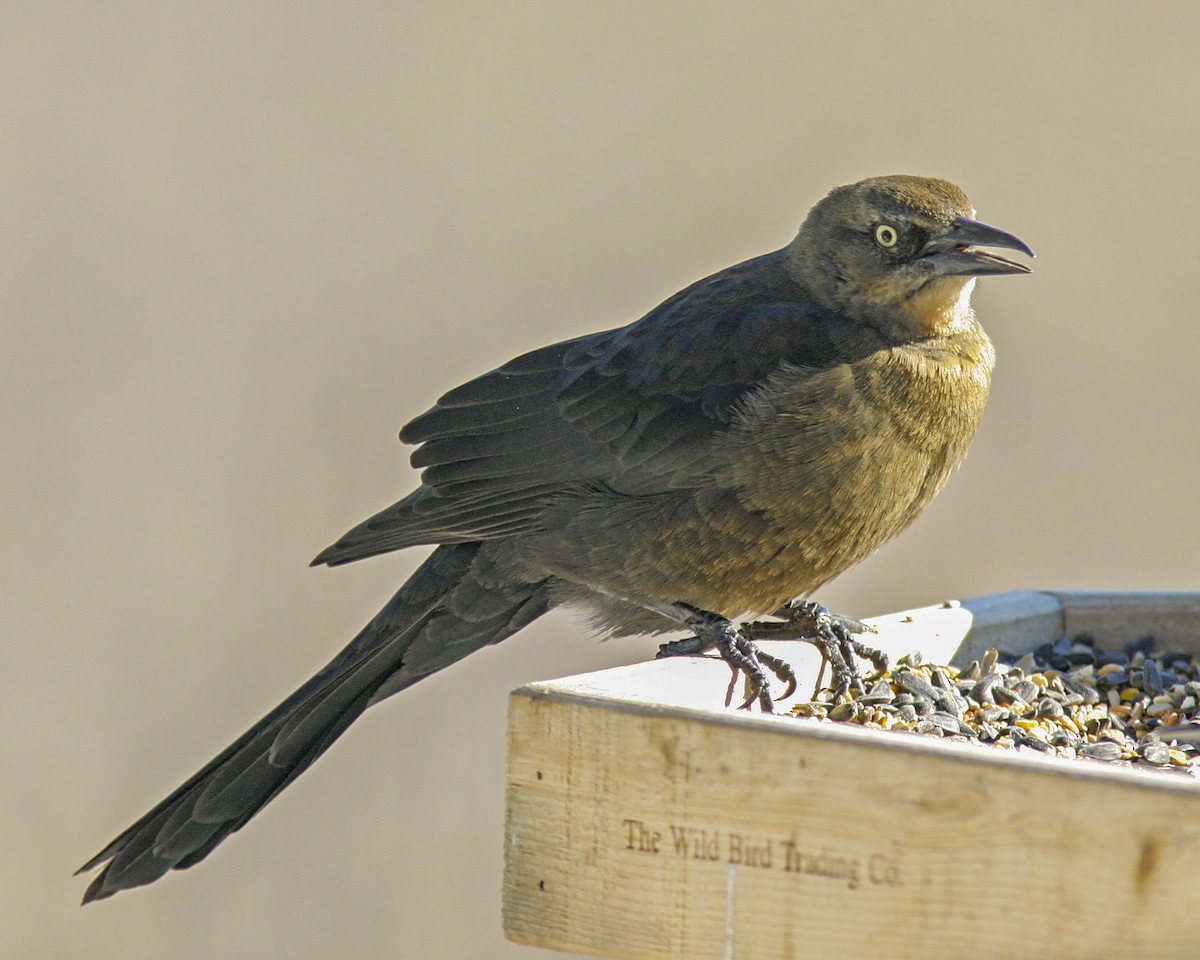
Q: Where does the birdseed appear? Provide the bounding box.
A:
[789,633,1200,777]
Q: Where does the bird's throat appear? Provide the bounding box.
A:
[901,277,977,337]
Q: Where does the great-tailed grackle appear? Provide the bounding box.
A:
[78,175,1032,902]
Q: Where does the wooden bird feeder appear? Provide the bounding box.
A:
[502,591,1200,959]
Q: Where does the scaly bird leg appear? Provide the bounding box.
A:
[716,647,799,709]
[654,604,790,712]
[742,600,888,700]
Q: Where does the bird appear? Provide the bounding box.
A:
[78,174,1032,902]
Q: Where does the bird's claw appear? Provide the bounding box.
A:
[656,600,880,710]
[657,611,795,713]
[743,600,888,700]
[719,648,800,709]
[752,649,798,702]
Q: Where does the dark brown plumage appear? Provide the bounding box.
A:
[78,175,1031,902]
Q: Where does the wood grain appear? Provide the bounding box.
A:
[503,591,1200,958]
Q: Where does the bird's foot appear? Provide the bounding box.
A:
[656,607,793,712]
[742,600,887,700]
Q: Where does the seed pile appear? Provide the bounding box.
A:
[791,633,1200,775]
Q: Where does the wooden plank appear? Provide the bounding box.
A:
[504,688,1200,959]
[502,591,1200,958]
[954,590,1064,662]
[1052,591,1200,650]
[864,591,1065,666]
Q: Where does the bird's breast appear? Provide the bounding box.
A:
[700,329,994,600]
[526,327,995,629]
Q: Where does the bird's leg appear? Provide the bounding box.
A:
[742,600,888,700]
[713,648,798,709]
[655,632,754,708]
[655,615,798,707]
[654,604,779,712]
[748,649,798,701]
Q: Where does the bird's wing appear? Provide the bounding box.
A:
[313,251,858,565]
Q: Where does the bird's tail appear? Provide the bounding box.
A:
[78,543,550,903]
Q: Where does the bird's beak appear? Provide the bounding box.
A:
[920,217,1034,277]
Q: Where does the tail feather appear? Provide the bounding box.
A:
[79,543,549,902]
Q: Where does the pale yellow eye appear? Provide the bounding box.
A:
[875,224,899,248]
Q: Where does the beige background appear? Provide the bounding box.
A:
[6,3,1199,958]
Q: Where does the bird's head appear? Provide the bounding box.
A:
[787,175,1033,337]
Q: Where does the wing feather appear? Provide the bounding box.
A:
[314,249,876,566]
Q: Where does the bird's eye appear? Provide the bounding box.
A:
[875,224,899,248]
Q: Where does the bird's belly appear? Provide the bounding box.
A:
[530,443,952,631]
